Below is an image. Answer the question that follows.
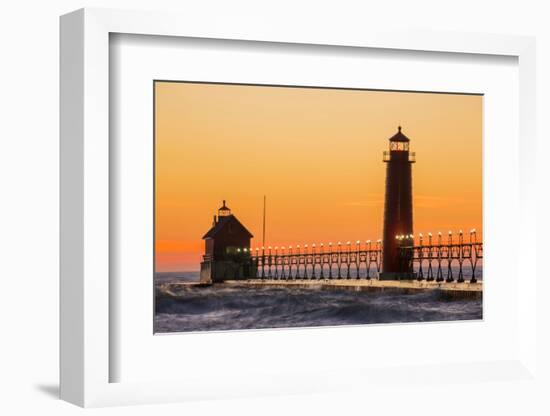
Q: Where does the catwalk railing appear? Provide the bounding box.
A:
[248,230,482,283]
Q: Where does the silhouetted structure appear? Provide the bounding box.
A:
[380,126,416,280]
[197,129,482,285]
[200,201,255,283]
[249,233,482,283]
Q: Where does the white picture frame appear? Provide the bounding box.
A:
[60,7,538,408]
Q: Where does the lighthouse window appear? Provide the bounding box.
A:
[390,142,409,151]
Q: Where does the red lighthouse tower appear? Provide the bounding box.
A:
[380,126,416,280]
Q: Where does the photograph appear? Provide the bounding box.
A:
[154,81,483,333]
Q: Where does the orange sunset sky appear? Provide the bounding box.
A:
[155,82,482,272]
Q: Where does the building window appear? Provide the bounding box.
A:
[390,142,409,151]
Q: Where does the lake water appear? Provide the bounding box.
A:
[155,270,483,333]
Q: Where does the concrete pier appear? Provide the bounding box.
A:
[227,279,482,299]
[158,279,482,300]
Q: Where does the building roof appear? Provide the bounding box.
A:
[388,126,410,142]
[202,214,254,239]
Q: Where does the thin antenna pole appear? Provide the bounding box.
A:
[262,195,265,247]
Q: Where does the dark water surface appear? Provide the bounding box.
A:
[155,272,482,333]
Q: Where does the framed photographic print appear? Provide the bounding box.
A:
[60,7,539,409]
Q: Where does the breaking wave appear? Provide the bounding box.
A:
[154,273,482,333]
